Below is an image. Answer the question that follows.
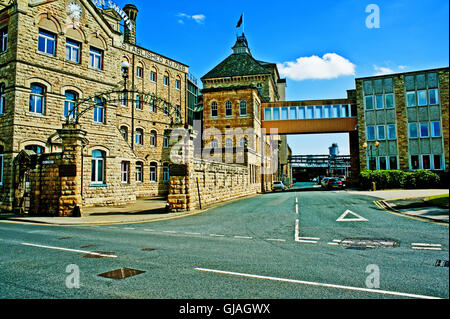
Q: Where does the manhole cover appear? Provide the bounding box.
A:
[83,251,115,258]
[141,248,156,251]
[340,238,399,249]
[98,268,146,280]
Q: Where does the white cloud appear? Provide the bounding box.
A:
[373,65,394,76]
[177,13,205,24]
[277,53,356,81]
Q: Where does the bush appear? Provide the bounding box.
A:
[359,169,443,190]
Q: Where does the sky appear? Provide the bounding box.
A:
[110,0,449,155]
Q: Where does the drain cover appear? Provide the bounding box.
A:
[340,238,399,249]
[435,260,449,267]
[98,268,146,280]
[83,251,115,258]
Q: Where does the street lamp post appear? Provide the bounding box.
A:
[363,141,380,170]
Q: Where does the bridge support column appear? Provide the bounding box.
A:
[349,131,360,186]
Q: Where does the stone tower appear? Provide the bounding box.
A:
[123,4,138,45]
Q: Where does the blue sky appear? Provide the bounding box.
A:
[111,0,449,155]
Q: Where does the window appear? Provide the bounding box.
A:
[225,138,233,148]
[150,130,157,147]
[419,123,429,138]
[332,105,340,118]
[410,155,420,170]
[150,99,157,112]
[64,90,78,120]
[240,101,247,116]
[120,126,128,142]
[289,107,297,119]
[406,92,416,107]
[120,93,127,106]
[375,95,384,109]
[376,125,385,140]
[0,83,5,114]
[91,150,105,184]
[65,39,81,63]
[273,108,280,120]
[368,157,376,170]
[0,145,3,186]
[385,94,394,109]
[29,83,45,114]
[264,108,271,120]
[417,90,427,106]
[306,106,314,119]
[150,162,157,182]
[1,27,7,53]
[239,137,247,148]
[298,107,306,119]
[175,79,181,90]
[433,155,442,170]
[422,155,431,170]
[379,157,387,170]
[408,123,418,139]
[25,145,44,154]
[38,30,56,55]
[136,67,143,78]
[315,106,323,119]
[135,128,143,145]
[163,75,169,86]
[136,162,143,183]
[136,94,143,110]
[211,101,218,117]
[389,156,398,170]
[211,139,218,148]
[93,97,105,123]
[429,89,439,105]
[121,161,129,183]
[387,124,396,140]
[431,121,441,137]
[366,126,375,141]
[365,96,374,110]
[281,107,289,120]
[150,71,157,82]
[89,47,103,70]
[341,105,349,118]
[163,163,169,182]
[225,101,232,117]
[163,134,169,148]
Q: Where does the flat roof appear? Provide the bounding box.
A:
[355,66,449,80]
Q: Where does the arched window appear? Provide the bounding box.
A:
[211,101,218,117]
[91,150,105,184]
[120,126,128,142]
[150,162,157,182]
[135,128,143,145]
[225,138,233,148]
[225,101,232,117]
[38,29,56,55]
[163,133,169,148]
[163,163,169,182]
[64,90,78,120]
[29,83,46,114]
[0,145,4,186]
[135,94,143,110]
[0,83,5,114]
[25,145,45,154]
[135,161,143,183]
[240,137,247,148]
[211,139,218,148]
[163,72,169,86]
[93,97,105,123]
[150,68,157,82]
[150,130,157,147]
[239,100,247,116]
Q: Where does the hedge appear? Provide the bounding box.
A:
[359,169,447,190]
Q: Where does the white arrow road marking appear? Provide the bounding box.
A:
[336,210,368,222]
[195,268,442,299]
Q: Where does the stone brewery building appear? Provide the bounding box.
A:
[0,0,448,216]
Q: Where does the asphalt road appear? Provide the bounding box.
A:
[0,183,448,300]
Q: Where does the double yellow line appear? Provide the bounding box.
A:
[373,200,448,226]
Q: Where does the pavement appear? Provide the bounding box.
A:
[0,188,448,226]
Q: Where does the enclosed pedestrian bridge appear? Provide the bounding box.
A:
[261,98,358,134]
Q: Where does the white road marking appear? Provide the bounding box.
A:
[143,229,154,232]
[412,247,442,251]
[163,230,177,233]
[295,203,298,215]
[209,234,225,237]
[327,242,339,246]
[336,210,368,222]
[185,232,201,235]
[297,240,318,244]
[195,268,442,299]
[234,236,253,239]
[299,237,320,241]
[411,243,442,247]
[267,238,286,242]
[294,219,300,242]
[295,197,298,203]
[332,239,342,242]
[123,227,135,230]
[21,243,117,258]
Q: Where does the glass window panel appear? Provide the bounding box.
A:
[375,95,384,109]
[289,107,297,119]
[273,108,280,120]
[341,105,349,118]
[417,90,427,106]
[422,155,431,169]
[433,155,441,170]
[315,106,323,119]
[429,89,439,105]
[431,121,441,137]
[385,94,394,109]
[332,105,340,118]
[281,107,288,120]
[323,105,331,118]
[365,96,374,110]
[366,126,375,141]
[389,156,398,170]
[264,108,272,120]
[368,157,377,170]
[411,155,419,170]
[298,107,305,119]
[420,123,429,137]
[406,92,416,107]
[409,123,418,138]
[387,124,396,140]
[377,125,385,140]
[306,106,314,119]
[379,157,387,170]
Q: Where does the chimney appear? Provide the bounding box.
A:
[123,4,138,45]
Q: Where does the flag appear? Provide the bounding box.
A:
[236,14,243,28]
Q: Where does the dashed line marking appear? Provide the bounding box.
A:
[411,243,442,247]
[163,230,177,234]
[234,236,253,239]
[123,227,135,230]
[185,232,201,235]
[267,238,286,242]
[209,234,225,237]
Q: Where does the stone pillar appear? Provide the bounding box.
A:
[56,123,87,217]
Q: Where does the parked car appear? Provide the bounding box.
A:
[321,177,344,190]
[272,181,286,191]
